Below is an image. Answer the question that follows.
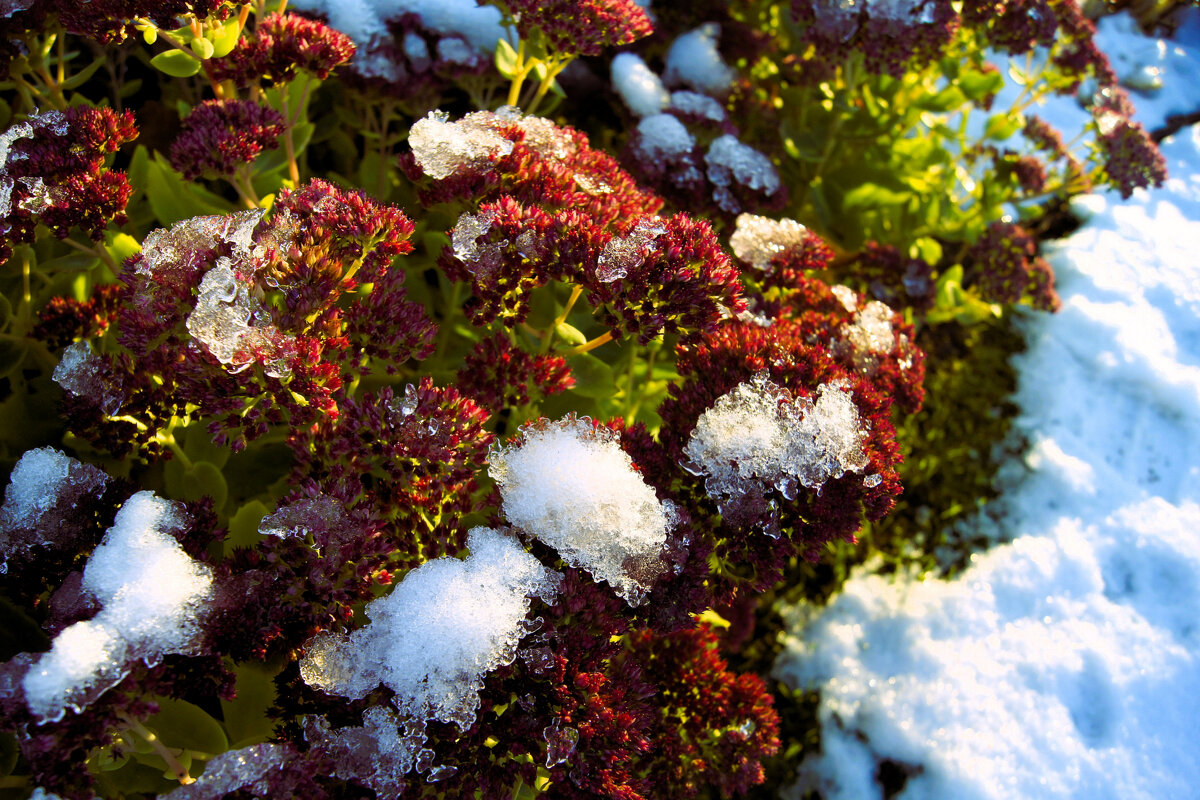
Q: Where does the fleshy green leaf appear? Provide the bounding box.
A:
[150,49,202,78]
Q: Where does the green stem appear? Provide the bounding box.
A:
[559,330,612,356]
[119,715,194,785]
[526,55,570,116]
[541,284,582,354]
[506,39,531,107]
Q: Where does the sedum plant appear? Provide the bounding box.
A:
[0,1,1168,799]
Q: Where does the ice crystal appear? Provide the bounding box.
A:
[161,744,291,800]
[408,110,514,180]
[489,415,679,604]
[544,719,580,767]
[186,257,293,377]
[682,373,871,512]
[450,209,506,280]
[52,341,124,415]
[729,214,810,271]
[596,218,666,283]
[839,300,896,373]
[304,706,418,798]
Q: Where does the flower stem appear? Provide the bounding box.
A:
[559,330,612,356]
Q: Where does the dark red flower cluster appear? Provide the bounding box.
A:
[838,241,937,314]
[0,107,138,262]
[34,284,128,350]
[457,333,575,412]
[503,0,654,57]
[586,213,746,345]
[400,109,663,229]
[1095,113,1168,199]
[169,99,286,180]
[289,379,494,571]
[53,0,223,43]
[212,11,355,87]
[61,180,433,456]
[789,0,959,78]
[962,0,1060,55]
[658,317,906,571]
[965,221,1060,311]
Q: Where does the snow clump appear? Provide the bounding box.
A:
[663,23,734,94]
[22,492,213,722]
[612,52,670,117]
[595,217,667,282]
[408,110,514,180]
[299,526,559,727]
[729,213,811,271]
[682,373,871,510]
[52,341,124,415]
[670,90,727,122]
[489,415,680,604]
[0,447,108,573]
[705,135,781,212]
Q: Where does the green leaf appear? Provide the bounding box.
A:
[144,697,228,756]
[911,237,943,265]
[184,422,230,468]
[209,17,243,58]
[566,352,615,398]
[914,85,965,112]
[959,68,1005,102]
[150,49,202,78]
[179,460,229,510]
[984,113,1023,141]
[60,56,105,90]
[495,38,519,79]
[554,321,587,347]
[226,500,270,552]
[842,180,911,209]
[221,662,279,747]
[191,37,215,60]
[105,231,142,265]
[143,156,232,224]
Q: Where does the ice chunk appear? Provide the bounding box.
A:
[682,373,871,513]
[160,743,291,800]
[53,341,124,415]
[831,284,858,312]
[299,527,559,731]
[634,113,696,161]
[670,90,726,122]
[258,494,350,543]
[729,213,810,271]
[595,217,666,283]
[408,110,514,180]
[663,24,734,94]
[304,706,418,798]
[22,492,213,722]
[450,208,507,281]
[839,300,896,373]
[544,719,580,767]
[186,257,294,376]
[611,52,670,117]
[706,135,781,204]
[489,416,678,604]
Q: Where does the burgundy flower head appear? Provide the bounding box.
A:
[212,11,355,87]
[504,0,653,57]
[457,333,574,413]
[966,221,1060,311]
[170,99,285,180]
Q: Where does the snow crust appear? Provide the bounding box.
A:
[23,492,213,722]
[489,416,678,604]
[775,122,1200,800]
[612,52,669,117]
[161,744,291,800]
[683,374,873,514]
[729,213,810,271]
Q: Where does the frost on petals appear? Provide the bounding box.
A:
[489,415,680,604]
[682,373,872,516]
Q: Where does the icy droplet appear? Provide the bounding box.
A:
[544,720,580,767]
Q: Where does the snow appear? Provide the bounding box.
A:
[670,90,726,123]
[0,447,108,572]
[705,135,781,212]
[488,416,679,604]
[299,526,559,727]
[611,52,669,117]
[408,111,513,180]
[23,492,213,722]
[633,114,695,161]
[682,373,873,516]
[774,117,1200,800]
[286,0,507,71]
[663,23,734,95]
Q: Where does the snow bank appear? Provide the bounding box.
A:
[775,123,1200,800]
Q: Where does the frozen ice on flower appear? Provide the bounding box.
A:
[729,214,811,271]
[136,209,267,278]
[408,110,513,180]
[664,24,734,94]
[258,494,349,542]
[839,300,896,373]
[682,373,871,510]
[53,341,124,415]
[186,257,294,377]
[634,114,696,161]
[451,208,507,280]
[831,284,858,312]
[23,492,213,722]
[161,743,291,800]
[670,90,726,122]
[299,527,559,729]
[489,415,679,603]
[304,706,419,798]
[611,52,670,117]
[596,217,666,282]
[706,136,781,212]
[0,447,108,572]
[544,719,580,767]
